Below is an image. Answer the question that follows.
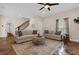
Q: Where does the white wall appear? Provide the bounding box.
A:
[28,16,44,35]
[0,16,28,37]
[0,16,44,37]
[43,7,79,42]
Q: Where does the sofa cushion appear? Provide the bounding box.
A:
[32,30,37,34]
[22,30,33,35]
[15,34,37,43]
[15,31,22,36]
[44,34,61,41]
[18,31,22,36]
[16,35,36,40]
[15,30,33,35]
[44,30,49,34]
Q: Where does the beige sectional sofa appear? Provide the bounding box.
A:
[14,30,62,43]
[15,30,37,43]
[44,30,62,41]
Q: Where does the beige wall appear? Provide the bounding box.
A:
[43,7,79,42]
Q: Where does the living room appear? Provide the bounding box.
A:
[0,3,79,55]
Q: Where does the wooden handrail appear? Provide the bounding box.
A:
[16,20,30,31]
[16,20,29,29]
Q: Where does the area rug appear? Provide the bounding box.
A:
[12,39,63,55]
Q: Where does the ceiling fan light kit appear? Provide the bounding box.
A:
[38,3,59,11]
[45,5,50,9]
[74,17,79,24]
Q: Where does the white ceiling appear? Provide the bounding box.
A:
[0,3,79,18]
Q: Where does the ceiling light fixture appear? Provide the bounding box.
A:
[45,5,50,9]
[74,17,79,24]
[38,3,59,11]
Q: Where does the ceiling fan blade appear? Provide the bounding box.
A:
[48,7,50,11]
[49,3,59,6]
[40,7,44,10]
[38,3,45,5]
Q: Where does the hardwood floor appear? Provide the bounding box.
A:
[0,35,79,55]
[64,41,79,55]
[0,33,16,55]
[0,38,16,55]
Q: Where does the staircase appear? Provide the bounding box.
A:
[16,20,30,31]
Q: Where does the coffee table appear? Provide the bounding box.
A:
[32,36,45,45]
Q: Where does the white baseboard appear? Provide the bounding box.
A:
[70,39,79,42]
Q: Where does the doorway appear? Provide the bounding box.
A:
[63,17,70,41]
